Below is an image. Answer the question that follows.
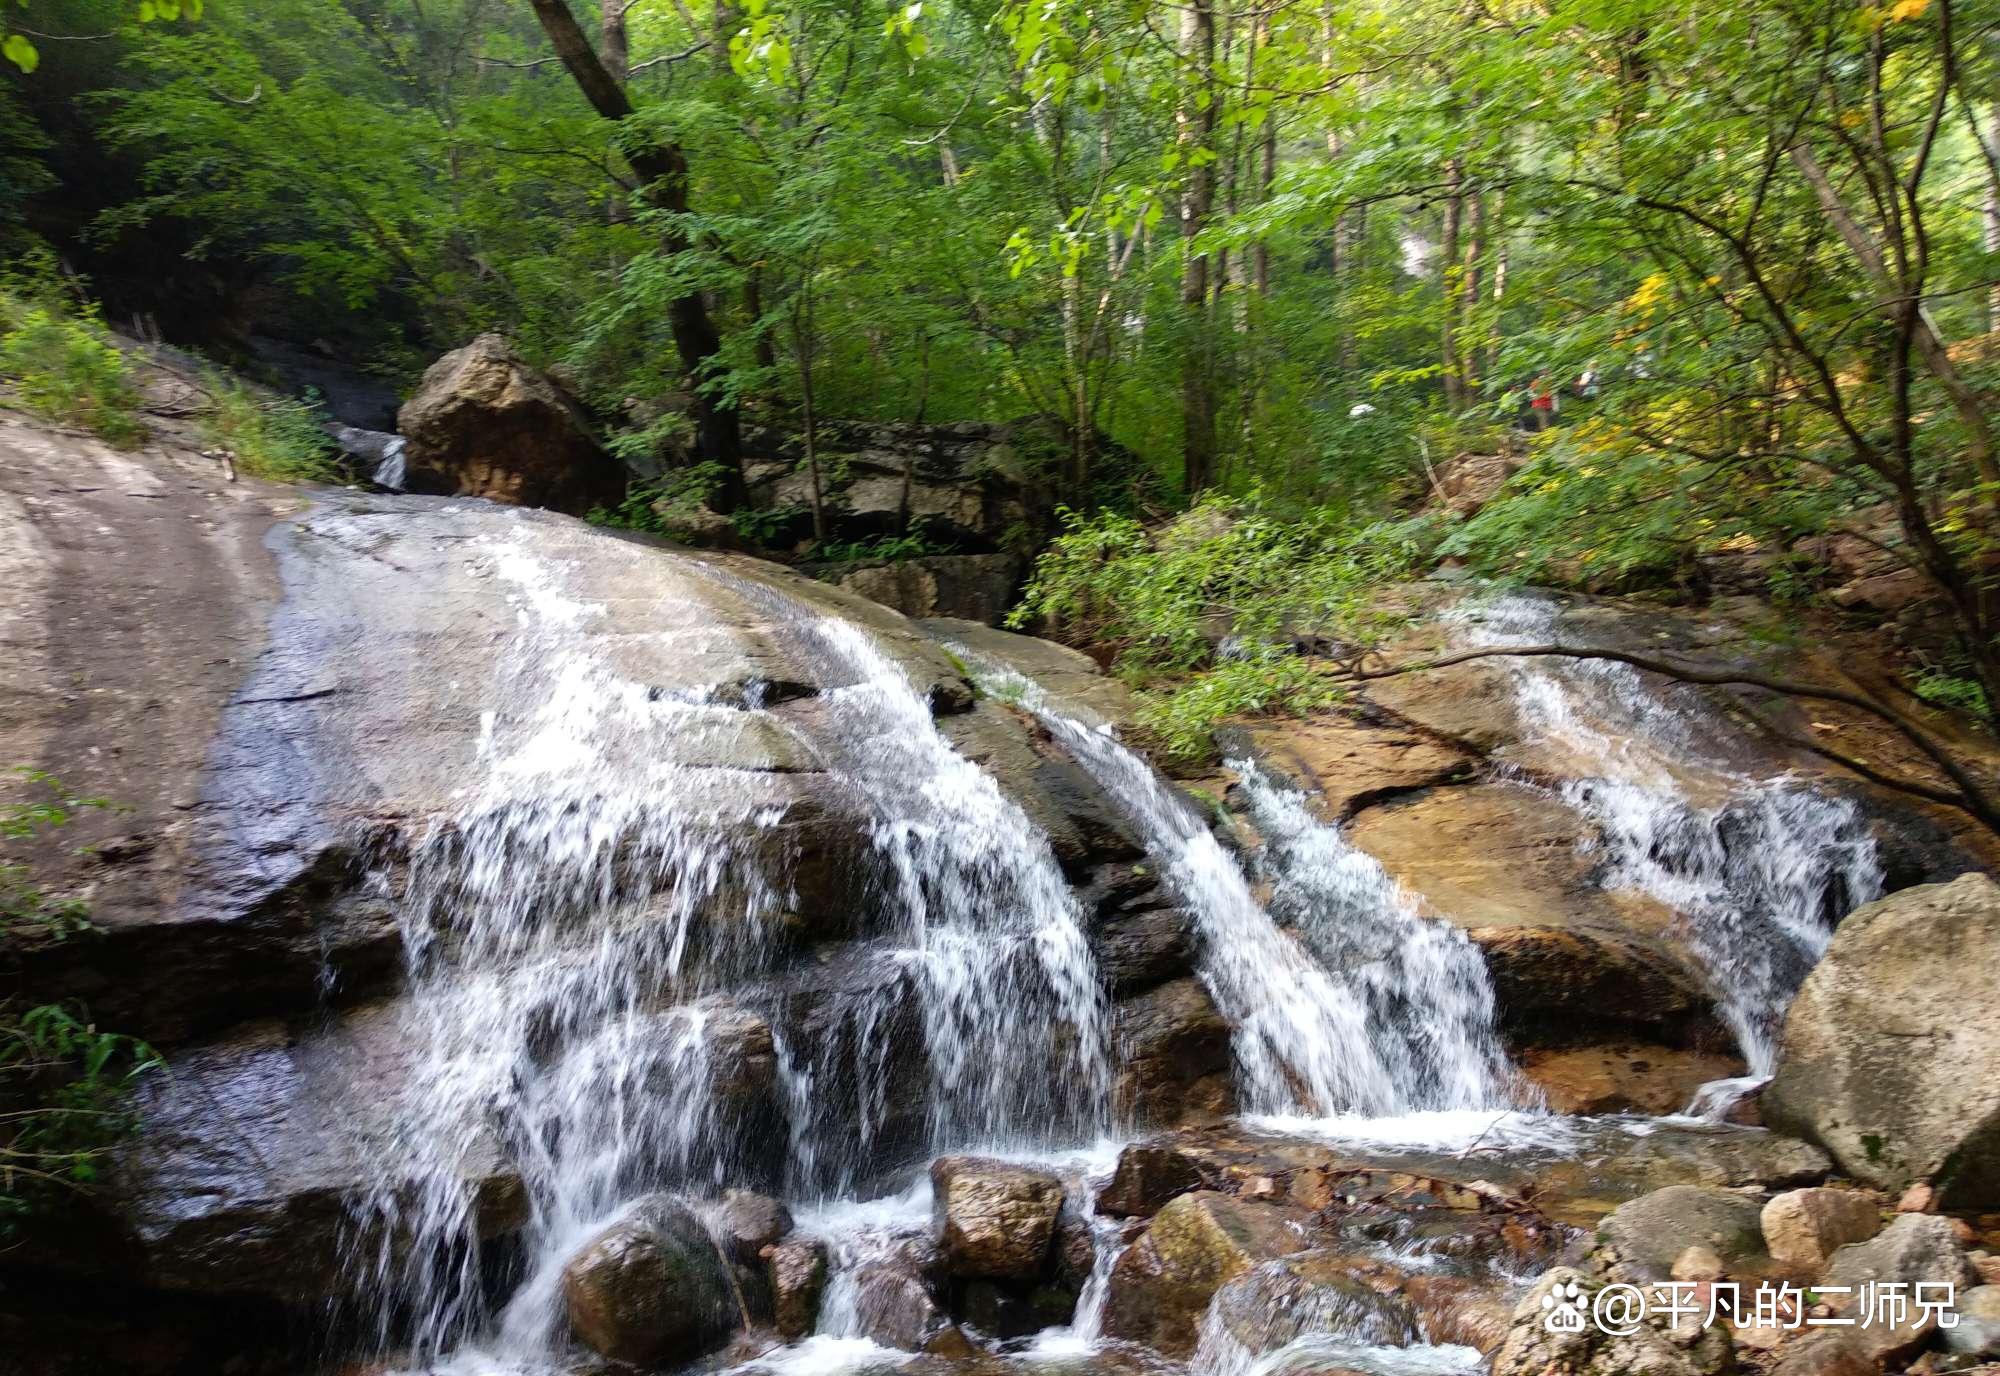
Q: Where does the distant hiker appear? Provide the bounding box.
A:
[1575,361,1601,399]
[1528,374,1557,430]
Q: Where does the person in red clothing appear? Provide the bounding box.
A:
[1528,373,1558,431]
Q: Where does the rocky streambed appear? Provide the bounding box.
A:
[3,408,2000,1376]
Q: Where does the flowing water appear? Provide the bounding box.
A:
[1453,593,1884,1084]
[331,535,1878,1376]
[345,537,1109,1369]
[963,657,1523,1124]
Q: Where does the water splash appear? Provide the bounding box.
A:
[1454,593,1884,1082]
[694,570,1112,1171]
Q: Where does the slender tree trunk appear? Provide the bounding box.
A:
[745,268,777,373]
[1460,187,1485,398]
[1789,141,2000,493]
[527,0,745,507]
[1983,104,2000,331]
[1439,157,1467,410]
[792,280,825,543]
[1178,0,1219,496]
[601,0,631,79]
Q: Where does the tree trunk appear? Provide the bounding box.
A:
[1177,0,1218,496]
[792,284,825,543]
[1983,104,2000,332]
[1439,157,1467,410]
[527,0,745,508]
[1788,141,1999,495]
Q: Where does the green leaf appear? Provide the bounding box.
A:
[2,33,38,73]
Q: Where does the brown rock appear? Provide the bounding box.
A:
[1672,1245,1726,1283]
[768,1238,828,1340]
[930,1156,1065,1280]
[1470,925,1719,1048]
[1233,717,1476,819]
[1099,1191,1315,1354]
[397,334,623,514]
[1111,977,1237,1127]
[1760,1188,1882,1275]
[561,1197,737,1366]
[1520,1043,1746,1115]
[1099,1143,1212,1218]
[715,1189,795,1266]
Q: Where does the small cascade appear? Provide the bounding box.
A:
[1456,594,1885,1083]
[1234,762,1521,1114]
[691,570,1112,1168]
[345,539,796,1361]
[961,655,1521,1123]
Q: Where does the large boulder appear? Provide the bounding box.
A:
[930,1157,1065,1280]
[1099,1191,1315,1354]
[831,554,1024,624]
[1821,1213,1976,1363]
[396,334,623,514]
[561,1196,738,1366]
[1763,873,2000,1206]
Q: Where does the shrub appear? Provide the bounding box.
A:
[201,378,340,483]
[0,307,145,447]
[1011,495,1438,762]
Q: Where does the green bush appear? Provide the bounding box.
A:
[201,378,340,483]
[0,307,145,447]
[1011,495,1437,761]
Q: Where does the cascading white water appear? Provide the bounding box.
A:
[691,571,1112,1171]
[346,537,1112,1370]
[1454,594,1884,1081]
[345,539,799,1364]
[963,657,1520,1123]
[1233,762,1521,1114]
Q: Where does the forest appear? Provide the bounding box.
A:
[2,0,1994,662]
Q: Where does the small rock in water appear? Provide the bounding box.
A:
[1098,1143,1208,1218]
[716,1188,795,1265]
[562,1196,738,1366]
[930,1156,1065,1280]
[767,1237,828,1340]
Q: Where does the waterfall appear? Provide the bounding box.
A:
[690,570,1112,1170]
[1455,594,1884,1082]
[1233,762,1521,1113]
[344,536,1110,1368]
[961,655,1520,1123]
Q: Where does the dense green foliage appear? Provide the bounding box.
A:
[1,772,159,1236]
[0,300,144,446]
[1012,499,1436,757]
[199,377,340,481]
[4,0,1997,742]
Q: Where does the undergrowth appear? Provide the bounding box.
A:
[1011,495,1439,762]
[1,770,159,1237]
[199,378,340,483]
